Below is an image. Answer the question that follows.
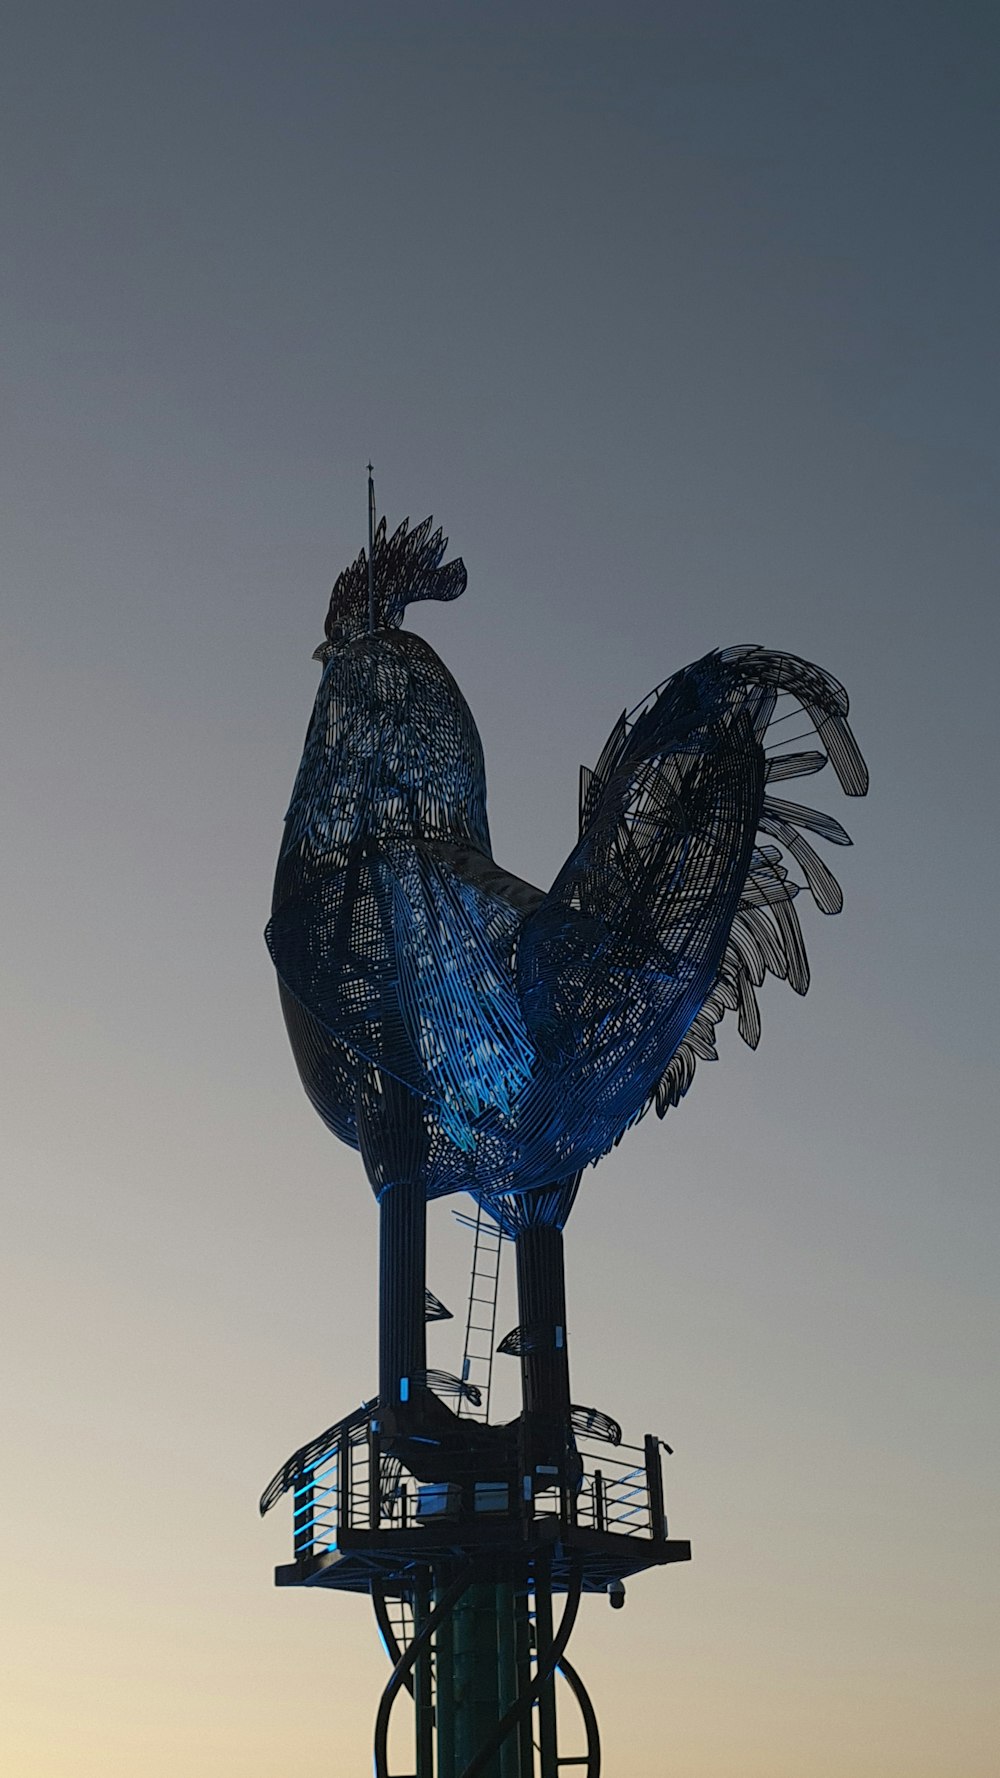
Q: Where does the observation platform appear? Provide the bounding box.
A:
[268,1412,691,1596]
[277,1516,691,1597]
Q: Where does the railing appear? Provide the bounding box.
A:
[293,1446,339,1559]
[290,1420,669,1562]
[576,1441,655,1536]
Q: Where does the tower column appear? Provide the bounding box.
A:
[378,1176,427,1405]
[514,1222,573,1487]
[514,1223,571,1422]
[435,1578,524,1778]
[358,1069,430,1407]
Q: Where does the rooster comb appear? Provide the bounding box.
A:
[325,515,467,639]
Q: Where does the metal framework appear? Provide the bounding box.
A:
[262,480,868,1775]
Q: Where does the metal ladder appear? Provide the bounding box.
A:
[454,1202,504,1420]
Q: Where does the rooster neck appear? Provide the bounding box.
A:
[276,625,492,897]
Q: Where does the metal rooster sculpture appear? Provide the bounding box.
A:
[263,481,867,1778]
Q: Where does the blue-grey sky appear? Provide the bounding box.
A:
[2,5,997,1775]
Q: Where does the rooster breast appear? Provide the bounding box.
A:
[268,629,515,1164]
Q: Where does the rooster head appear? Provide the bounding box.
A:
[313,515,467,660]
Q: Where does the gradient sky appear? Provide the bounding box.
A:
[2,5,998,1775]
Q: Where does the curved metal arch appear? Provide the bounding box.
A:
[558,1653,602,1778]
[371,1582,413,1699]
[371,1579,601,1774]
[373,1567,474,1778]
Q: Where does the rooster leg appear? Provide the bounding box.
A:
[357,1069,430,1410]
[515,1220,574,1482]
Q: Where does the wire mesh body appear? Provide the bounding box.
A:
[267,518,867,1219]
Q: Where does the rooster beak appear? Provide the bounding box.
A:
[312,642,328,662]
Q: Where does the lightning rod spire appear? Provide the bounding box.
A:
[367,462,376,632]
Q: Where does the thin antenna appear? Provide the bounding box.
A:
[367,462,376,632]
